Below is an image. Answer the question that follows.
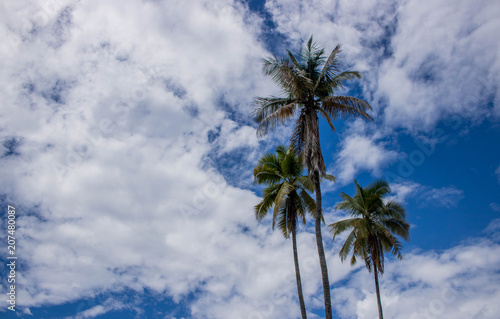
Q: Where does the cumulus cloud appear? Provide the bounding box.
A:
[326,206,500,319]
[378,0,500,130]
[0,0,305,318]
[217,120,260,153]
[266,0,500,131]
[332,229,500,319]
[332,134,399,183]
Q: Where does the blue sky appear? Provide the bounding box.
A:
[0,0,499,318]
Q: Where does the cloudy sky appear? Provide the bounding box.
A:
[1,0,499,318]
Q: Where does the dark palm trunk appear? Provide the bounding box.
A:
[314,177,332,319]
[304,106,332,319]
[292,227,308,319]
[373,265,384,319]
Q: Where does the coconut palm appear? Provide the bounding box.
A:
[329,180,410,319]
[254,36,372,318]
[254,145,335,319]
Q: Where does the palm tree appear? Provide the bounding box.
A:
[254,36,372,318]
[254,145,335,319]
[329,180,410,319]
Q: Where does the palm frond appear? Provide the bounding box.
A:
[287,50,303,70]
[281,147,303,178]
[290,111,306,155]
[256,152,281,168]
[299,188,317,218]
[336,192,364,216]
[329,218,359,240]
[322,96,373,121]
[253,153,283,185]
[320,71,361,94]
[256,102,297,137]
[262,56,313,96]
[354,180,368,213]
[339,230,357,262]
[296,36,326,84]
[382,218,410,241]
[253,171,282,186]
[254,183,281,220]
[253,96,295,123]
[296,176,314,192]
[273,181,294,220]
[274,202,290,237]
[377,226,404,261]
[321,174,336,182]
[366,179,391,198]
[294,193,308,224]
[317,107,336,132]
[314,44,342,91]
[384,200,407,220]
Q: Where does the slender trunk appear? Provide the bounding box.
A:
[373,265,384,319]
[303,105,332,319]
[292,227,308,319]
[314,177,332,319]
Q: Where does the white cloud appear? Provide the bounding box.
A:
[323,208,500,319]
[217,119,260,153]
[386,182,464,208]
[485,218,500,232]
[265,0,500,132]
[377,0,500,130]
[496,165,500,183]
[0,0,308,318]
[332,236,500,319]
[387,181,422,203]
[72,299,126,319]
[484,219,500,241]
[265,0,399,61]
[23,307,33,316]
[421,186,464,208]
[385,182,464,209]
[332,134,399,183]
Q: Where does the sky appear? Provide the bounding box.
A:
[0,0,499,318]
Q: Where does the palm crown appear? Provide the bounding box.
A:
[254,36,372,177]
[329,179,409,319]
[254,145,334,236]
[330,180,410,273]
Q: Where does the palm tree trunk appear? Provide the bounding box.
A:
[314,177,332,319]
[373,265,384,319]
[303,105,332,319]
[292,227,308,319]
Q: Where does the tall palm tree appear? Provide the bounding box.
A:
[254,36,372,318]
[254,145,330,319]
[329,180,410,319]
